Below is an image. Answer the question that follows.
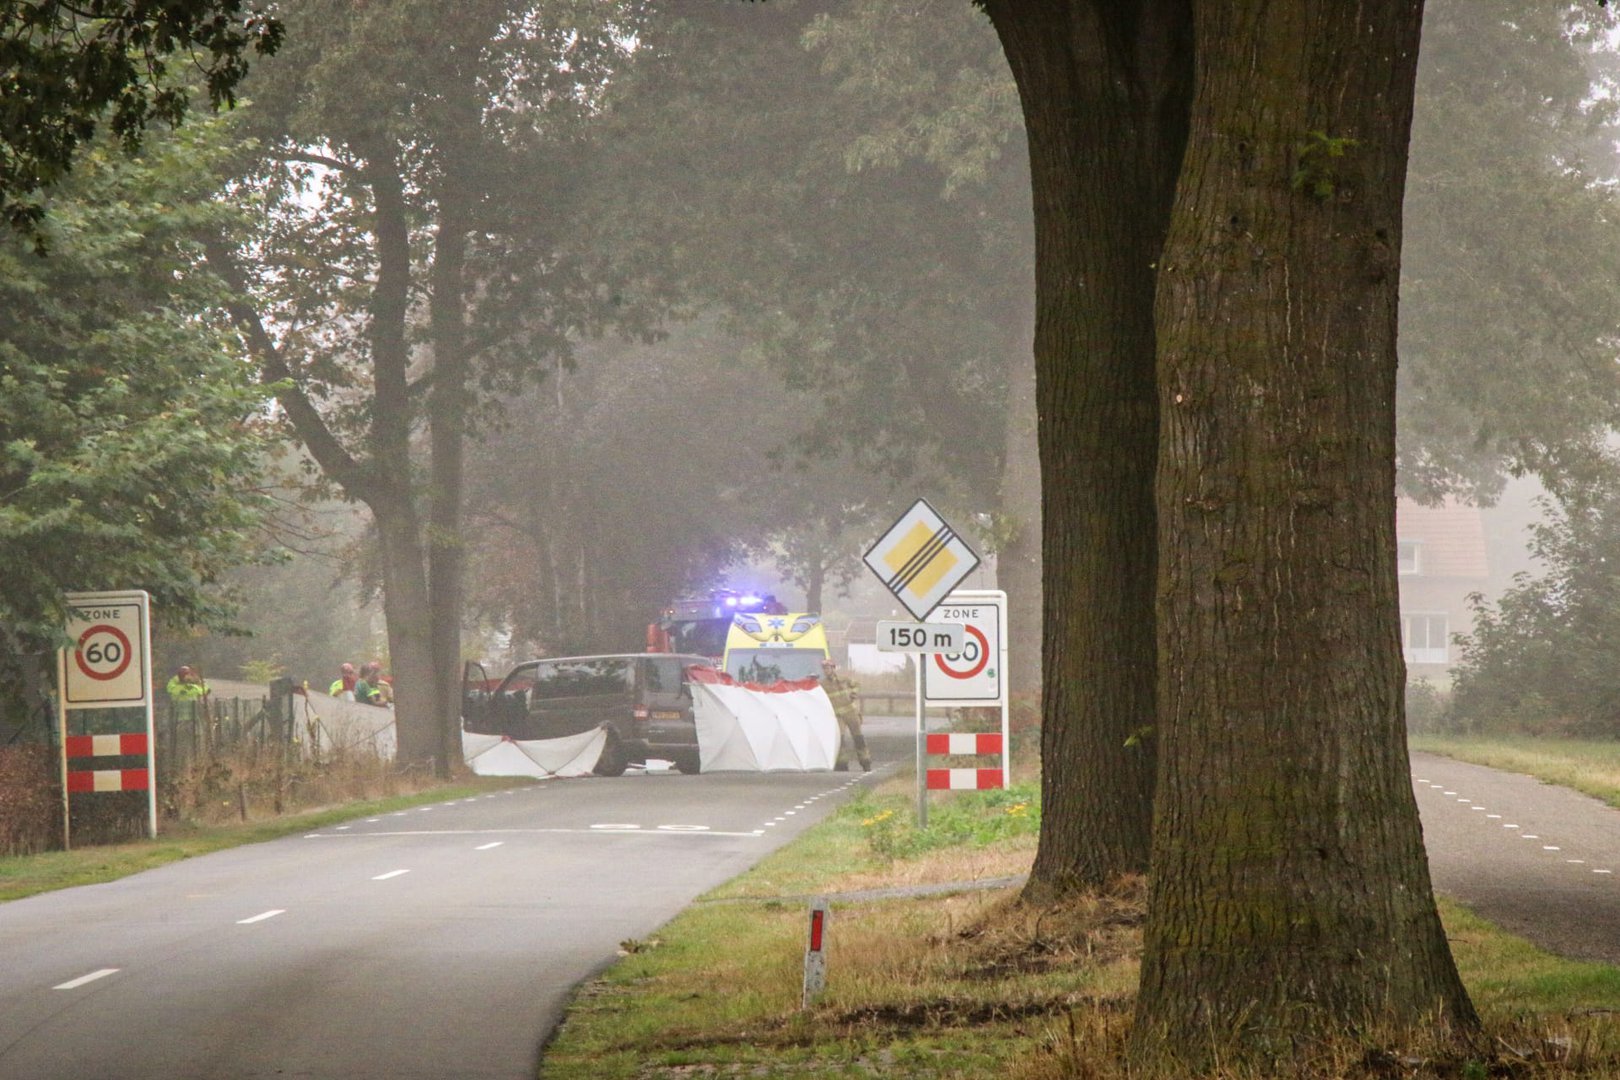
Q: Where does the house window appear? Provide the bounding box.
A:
[1397,540,1421,575]
[1402,613,1448,665]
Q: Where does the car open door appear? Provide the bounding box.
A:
[461,660,490,732]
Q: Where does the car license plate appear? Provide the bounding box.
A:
[651,710,682,720]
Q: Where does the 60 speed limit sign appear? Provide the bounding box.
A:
[61,592,150,707]
[922,590,1007,707]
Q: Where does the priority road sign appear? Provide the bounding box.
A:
[862,499,981,622]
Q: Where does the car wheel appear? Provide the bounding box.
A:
[674,752,701,775]
[593,731,629,777]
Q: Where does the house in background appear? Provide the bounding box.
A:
[1396,498,1492,678]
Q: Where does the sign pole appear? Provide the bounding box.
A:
[1001,603,1011,787]
[56,668,70,852]
[914,653,927,829]
[141,617,156,838]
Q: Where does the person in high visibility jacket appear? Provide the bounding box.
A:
[819,657,871,772]
[165,666,210,726]
[329,662,357,701]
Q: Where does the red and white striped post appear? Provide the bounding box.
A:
[802,896,829,1008]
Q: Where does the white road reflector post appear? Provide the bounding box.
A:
[802,896,830,1008]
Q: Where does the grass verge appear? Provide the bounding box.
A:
[0,774,533,903]
[541,773,1620,1079]
[1411,734,1620,808]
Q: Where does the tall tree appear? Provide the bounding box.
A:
[980,2,1191,895]
[0,0,281,239]
[209,0,651,771]
[1134,0,1474,1053]
[0,120,273,721]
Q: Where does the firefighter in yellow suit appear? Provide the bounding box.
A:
[819,657,871,772]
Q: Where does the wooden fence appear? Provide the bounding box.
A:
[158,686,299,771]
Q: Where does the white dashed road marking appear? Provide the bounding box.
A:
[237,909,286,925]
[475,841,504,850]
[55,969,118,990]
[372,869,410,881]
[1420,777,1611,881]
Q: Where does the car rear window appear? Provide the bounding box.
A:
[643,657,689,693]
[531,658,632,701]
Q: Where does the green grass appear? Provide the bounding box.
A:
[1442,897,1620,1016]
[542,773,1620,1079]
[545,779,1055,1079]
[1411,733,1620,808]
[0,776,534,902]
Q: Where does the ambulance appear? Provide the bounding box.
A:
[721,611,830,685]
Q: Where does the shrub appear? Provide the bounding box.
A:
[1404,677,1450,734]
[1449,487,1620,737]
[0,745,61,855]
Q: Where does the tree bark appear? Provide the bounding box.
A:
[1134,0,1476,1056]
[982,0,1192,897]
[373,502,438,765]
[428,200,470,778]
[997,316,1041,701]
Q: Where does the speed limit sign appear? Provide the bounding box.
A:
[60,591,150,707]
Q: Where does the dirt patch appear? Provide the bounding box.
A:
[950,875,1146,980]
[833,995,1085,1029]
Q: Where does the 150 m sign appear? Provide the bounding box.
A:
[874,621,966,654]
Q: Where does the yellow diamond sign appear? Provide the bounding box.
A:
[864,499,981,621]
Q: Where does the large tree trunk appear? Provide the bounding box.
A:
[1135,0,1475,1056]
[984,1,1193,898]
[997,320,1041,701]
[428,204,470,778]
[374,503,439,765]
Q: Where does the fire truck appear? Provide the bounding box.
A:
[645,591,787,664]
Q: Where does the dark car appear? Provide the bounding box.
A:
[461,653,711,776]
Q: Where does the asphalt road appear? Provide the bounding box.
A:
[1414,750,1620,965]
[9,731,1591,1080]
[0,718,917,1080]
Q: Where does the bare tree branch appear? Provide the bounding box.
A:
[203,236,371,494]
